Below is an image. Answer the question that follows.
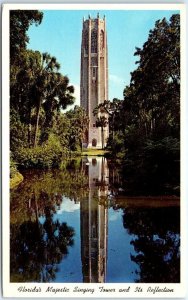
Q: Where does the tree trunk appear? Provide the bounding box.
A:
[28,123,32,147]
[81,134,83,152]
[28,107,32,147]
[101,127,104,149]
[34,98,41,147]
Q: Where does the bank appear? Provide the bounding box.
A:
[10,171,24,189]
[81,149,109,156]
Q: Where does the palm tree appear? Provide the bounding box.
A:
[32,52,74,147]
[32,53,59,147]
[74,106,89,152]
[96,116,108,149]
[93,99,122,143]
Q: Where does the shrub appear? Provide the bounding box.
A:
[14,134,63,169]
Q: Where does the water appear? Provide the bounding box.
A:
[10,157,180,283]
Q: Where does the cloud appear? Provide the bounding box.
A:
[73,84,80,106]
[56,197,80,213]
[109,74,124,85]
[109,214,119,222]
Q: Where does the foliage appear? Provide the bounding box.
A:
[65,106,89,151]
[10,155,18,178]
[94,98,123,143]
[104,14,180,194]
[10,108,29,152]
[95,116,108,149]
[14,134,63,169]
[121,137,180,196]
[10,10,43,65]
[123,14,180,141]
[10,9,75,162]
[30,52,75,147]
[106,14,180,158]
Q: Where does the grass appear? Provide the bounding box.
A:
[81,149,109,156]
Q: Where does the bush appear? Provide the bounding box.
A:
[14,134,63,169]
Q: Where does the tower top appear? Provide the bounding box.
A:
[83,13,105,22]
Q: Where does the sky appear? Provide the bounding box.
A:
[28,9,179,110]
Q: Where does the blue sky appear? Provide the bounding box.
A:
[28,9,179,109]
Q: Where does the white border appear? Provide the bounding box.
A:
[2,3,187,298]
[1,3,185,10]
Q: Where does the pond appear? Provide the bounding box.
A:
[10,157,180,283]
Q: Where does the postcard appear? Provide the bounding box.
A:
[2,2,187,298]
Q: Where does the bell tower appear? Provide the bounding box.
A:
[80,14,109,148]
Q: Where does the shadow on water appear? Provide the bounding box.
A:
[10,157,180,283]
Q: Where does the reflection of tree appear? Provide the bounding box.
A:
[122,206,180,283]
[107,160,124,197]
[10,164,89,282]
[10,206,74,282]
[10,166,89,224]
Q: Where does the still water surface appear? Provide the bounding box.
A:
[10,157,180,283]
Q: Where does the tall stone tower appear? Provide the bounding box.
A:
[80,14,109,149]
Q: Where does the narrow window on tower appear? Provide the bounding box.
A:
[84,31,88,54]
[100,30,104,51]
[92,67,97,80]
[91,30,97,53]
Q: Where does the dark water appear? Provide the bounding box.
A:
[10,157,180,283]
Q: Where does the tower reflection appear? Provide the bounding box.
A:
[80,157,109,283]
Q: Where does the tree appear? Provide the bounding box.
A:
[10,10,43,147]
[10,50,42,147]
[95,116,108,149]
[18,51,75,147]
[65,106,89,152]
[10,10,43,65]
[10,10,75,151]
[123,14,180,140]
[93,99,123,142]
[72,106,89,151]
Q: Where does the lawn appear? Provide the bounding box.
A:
[81,149,109,156]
